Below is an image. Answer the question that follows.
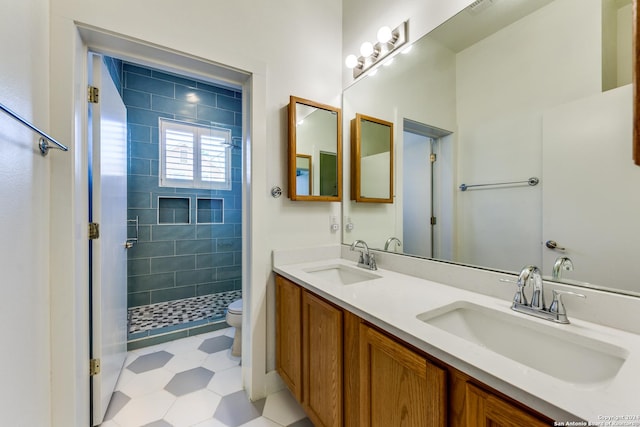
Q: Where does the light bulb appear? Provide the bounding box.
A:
[384,58,394,67]
[377,26,393,44]
[345,54,358,69]
[360,42,374,57]
[369,68,378,76]
[402,45,412,54]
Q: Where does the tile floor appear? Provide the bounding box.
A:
[99,327,313,427]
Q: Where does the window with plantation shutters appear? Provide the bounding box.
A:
[159,118,232,190]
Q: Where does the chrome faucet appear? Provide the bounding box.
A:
[522,266,545,310]
[552,256,574,280]
[502,265,585,324]
[384,237,402,252]
[350,240,377,270]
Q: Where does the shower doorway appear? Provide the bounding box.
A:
[83,39,251,425]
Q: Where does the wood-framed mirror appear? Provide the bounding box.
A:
[350,113,394,203]
[288,96,342,201]
[634,0,640,165]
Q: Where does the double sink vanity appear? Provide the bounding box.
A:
[273,245,640,426]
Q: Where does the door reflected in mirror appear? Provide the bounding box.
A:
[288,96,342,201]
[350,113,394,203]
[295,154,312,196]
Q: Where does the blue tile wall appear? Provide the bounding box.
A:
[117,60,243,307]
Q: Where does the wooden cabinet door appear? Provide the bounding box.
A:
[359,324,447,427]
[302,291,343,427]
[465,382,549,427]
[275,275,302,400]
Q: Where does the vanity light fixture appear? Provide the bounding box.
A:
[345,21,408,79]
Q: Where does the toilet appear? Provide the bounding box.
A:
[226,299,243,357]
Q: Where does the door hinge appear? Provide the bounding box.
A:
[88,86,99,103]
[430,153,437,163]
[90,358,101,376]
[430,216,437,225]
[89,222,100,240]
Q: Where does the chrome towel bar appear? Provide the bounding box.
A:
[459,177,539,191]
[0,102,69,156]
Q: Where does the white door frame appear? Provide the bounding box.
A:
[49,22,271,426]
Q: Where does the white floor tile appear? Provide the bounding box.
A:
[164,335,206,354]
[117,367,174,398]
[98,419,121,427]
[112,390,175,427]
[164,348,208,373]
[262,389,306,426]
[196,328,232,343]
[193,418,230,427]
[202,349,241,372]
[164,389,222,427]
[131,341,170,356]
[114,365,137,392]
[207,366,243,396]
[239,417,283,427]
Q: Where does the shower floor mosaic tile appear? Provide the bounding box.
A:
[129,290,242,335]
[99,327,313,427]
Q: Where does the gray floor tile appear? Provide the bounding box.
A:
[164,367,214,396]
[288,418,314,427]
[103,391,130,421]
[252,397,266,415]
[214,390,262,427]
[143,421,173,427]
[127,350,174,373]
[198,335,233,354]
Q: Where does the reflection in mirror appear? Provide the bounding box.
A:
[342,0,640,296]
[288,96,342,201]
[295,154,312,196]
[635,0,640,165]
[350,113,394,203]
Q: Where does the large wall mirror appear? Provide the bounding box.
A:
[635,0,640,165]
[343,0,640,297]
[351,113,394,203]
[288,96,342,201]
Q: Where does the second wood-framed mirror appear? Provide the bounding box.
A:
[350,113,394,203]
[288,96,342,201]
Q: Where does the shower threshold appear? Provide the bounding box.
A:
[127,289,241,348]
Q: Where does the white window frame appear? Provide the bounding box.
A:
[159,118,232,190]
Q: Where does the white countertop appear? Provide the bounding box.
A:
[273,248,640,423]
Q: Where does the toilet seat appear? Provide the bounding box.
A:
[228,299,242,314]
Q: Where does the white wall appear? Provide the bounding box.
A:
[0,0,52,425]
[48,0,342,424]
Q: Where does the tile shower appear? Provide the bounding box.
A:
[104,57,243,348]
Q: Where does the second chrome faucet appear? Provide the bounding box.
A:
[504,265,585,324]
[350,240,377,270]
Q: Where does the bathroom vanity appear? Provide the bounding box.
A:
[273,245,640,426]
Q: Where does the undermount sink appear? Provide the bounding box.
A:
[417,301,627,386]
[303,264,381,285]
